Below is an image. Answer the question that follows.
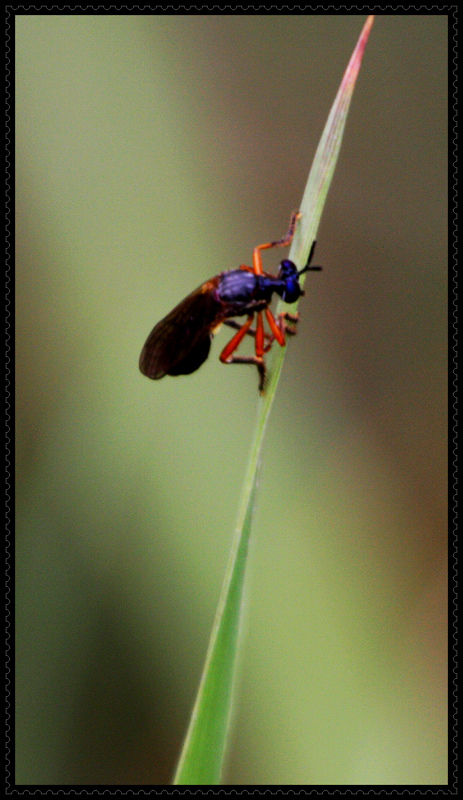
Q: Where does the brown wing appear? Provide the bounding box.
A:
[139,278,224,379]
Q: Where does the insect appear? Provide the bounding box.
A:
[139,211,321,393]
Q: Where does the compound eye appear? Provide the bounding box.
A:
[278,259,297,277]
[283,278,300,304]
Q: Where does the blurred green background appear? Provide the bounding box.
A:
[16,14,447,786]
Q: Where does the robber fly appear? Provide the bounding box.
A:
[139,211,321,393]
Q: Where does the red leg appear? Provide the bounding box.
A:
[264,308,285,346]
[262,311,300,352]
[255,312,265,357]
[220,314,268,392]
[223,319,272,341]
[252,210,301,275]
[219,315,254,362]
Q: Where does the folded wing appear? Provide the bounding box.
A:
[139,279,223,379]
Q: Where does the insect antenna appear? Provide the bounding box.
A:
[298,240,323,275]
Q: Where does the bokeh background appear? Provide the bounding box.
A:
[16,14,448,786]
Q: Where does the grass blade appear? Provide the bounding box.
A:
[173,14,374,785]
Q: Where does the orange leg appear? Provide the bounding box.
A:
[255,312,265,357]
[252,210,301,275]
[263,311,300,351]
[220,310,300,392]
[224,311,275,371]
[223,319,272,342]
[220,314,267,392]
[264,308,285,346]
[220,312,268,360]
[219,315,255,362]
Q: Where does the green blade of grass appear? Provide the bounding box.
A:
[173,14,374,786]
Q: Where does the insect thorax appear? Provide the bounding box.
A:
[217,270,258,304]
